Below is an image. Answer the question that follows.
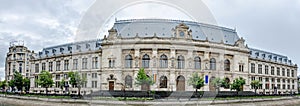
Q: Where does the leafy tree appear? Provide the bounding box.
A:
[251,80,261,94]
[8,80,15,92]
[211,78,223,92]
[13,71,24,92]
[36,70,54,95]
[59,78,67,94]
[0,80,8,91]
[221,78,230,89]
[230,77,246,92]
[135,68,154,91]
[188,73,204,93]
[23,78,30,93]
[68,71,86,96]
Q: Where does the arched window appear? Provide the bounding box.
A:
[109,60,112,68]
[194,57,201,69]
[224,78,230,89]
[125,55,133,68]
[125,75,132,88]
[160,54,168,68]
[142,54,150,68]
[224,59,230,71]
[210,58,216,70]
[177,55,185,69]
[160,76,168,88]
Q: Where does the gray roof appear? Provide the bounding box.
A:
[37,39,102,58]
[249,48,294,65]
[113,19,240,45]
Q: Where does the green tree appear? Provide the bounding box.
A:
[36,70,54,95]
[23,78,30,93]
[230,77,246,92]
[251,80,261,94]
[221,78,230,89]
[135,68,154,91]
[8,80,15,92]
[0,80,8,91]
[188,73,204,93]
[13,71,24,92]
[59,78,66,94]
[211,77,223,92]
[68,71,86,96]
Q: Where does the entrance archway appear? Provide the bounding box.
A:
[141,75,151,91]
[176,75,185,91]
[109,81,114,91]
[209,76,216,91]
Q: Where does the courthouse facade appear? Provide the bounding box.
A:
[5,19,298,94]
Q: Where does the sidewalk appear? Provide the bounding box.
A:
[1,94,300,106]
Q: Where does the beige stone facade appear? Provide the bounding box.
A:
[5,19,297,95]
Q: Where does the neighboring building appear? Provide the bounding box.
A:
[5,19,298,94]
[5,41,35,81]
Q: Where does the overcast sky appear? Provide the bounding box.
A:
[0,0,299,80]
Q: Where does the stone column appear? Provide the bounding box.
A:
[134,48,140,68]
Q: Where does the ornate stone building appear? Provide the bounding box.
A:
[5,19,298,94]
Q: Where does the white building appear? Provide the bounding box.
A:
[5,19,298,95]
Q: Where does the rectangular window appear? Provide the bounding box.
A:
[35,63,39,73]
[82,58,88,69]
[92,73,97,78]
[265,78,269,82]
[56,74,60,80]
[92,81,97,88]
[49,62,53,72]
[239,64,244,72]
[276,67,280,76]
[258,64,262,74]
[55,81,60,88]
[73,59,78,70]
[92,57,98,69]
[64,60,69,71]
[42,63,46,71]
[56,61,61,71]
[291,70,295,77]
[251,63,255,73]
[109,60,115,68]
[265,65,269,74]
[283,84,286,89]
[271,66,274,75]
[265,84,269,89]
[277,84,281,89]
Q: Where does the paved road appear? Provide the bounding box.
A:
[1,95,300,106]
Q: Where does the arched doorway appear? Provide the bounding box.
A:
[209,76,216,91]
[160,76,168,88]
[141,75,151,91]
[107,74,116,91]
[224,78,230,89]
[176,75,185,91]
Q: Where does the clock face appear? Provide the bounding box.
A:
[180,31,184,37]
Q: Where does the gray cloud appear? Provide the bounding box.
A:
[1,0,299,80]
[203,0,300,72]
[0,0,95,80]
